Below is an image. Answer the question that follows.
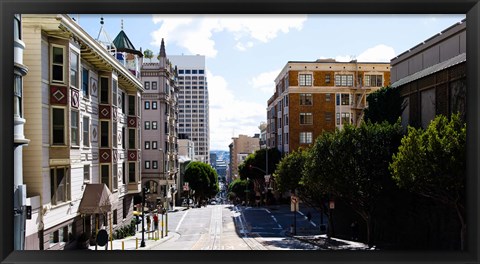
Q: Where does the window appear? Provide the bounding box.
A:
[70,51,79,88]
[82,68,89,98]
[100,121,109,148]
[121,127,125,149]
[50,230,59,245]
[326,93,331,102]
[101,164,110,189]
[52,107,65,145]
[342,112,351,124]
[129,129,135,149]
[122,162,126,185]
[336,113,340,125]
[300,94,312,105]
[325,74,331,84]
[100,77,109,104]
[364,75,383,87]
[152,121,158,130]
[51,46,64,83]
[121,92,125,114]
[71,110,79,146]
[113,209,118,225]
[152,101,157,109]
[113,163,118,190]
[144,81,150,90]
[341,94,350,105]
[152,141,158,149]
[152,82,157,90]
[299,74,312,86]
[152,161,158,169]
[112,79,118,107]
[14,74,22,118]
[128,162,136,183]
[300,113,313,125]
[83,116,90,147]
[50,167,70,205]
[145,141,150,149]
[199,70,205,74]
[299,132,313,144]
[145,161,150,169]
[335,74,354,86]
[112,122,117,148]
[145,101,150,110]
[144,121,150,130]
[83,164,90,182]
[128,95,135,115]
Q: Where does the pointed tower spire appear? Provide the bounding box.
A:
[160,38,166,58]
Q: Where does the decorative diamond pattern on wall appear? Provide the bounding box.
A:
[71,89,79,108]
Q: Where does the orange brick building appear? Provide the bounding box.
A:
[267,59,391,154]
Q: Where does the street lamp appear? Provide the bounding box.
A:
[140,186,148,247]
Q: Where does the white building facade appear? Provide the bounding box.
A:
[168,55,210,164]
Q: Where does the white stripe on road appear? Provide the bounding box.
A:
[175,209,189,232]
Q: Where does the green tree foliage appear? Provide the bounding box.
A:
[227,178,253,203]
[143,49,154,61]
[238,148,281,194]
[304,121,403,245]
[274,149,307,193]
[184,161,219,202]
[364,86,406,124]
[390,113,466,250]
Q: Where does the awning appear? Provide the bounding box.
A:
[78,184,112,214]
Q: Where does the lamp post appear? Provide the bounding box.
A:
[140,186,147,247]
[159,148,166,238]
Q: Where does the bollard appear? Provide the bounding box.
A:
[122,241,124,251]
[136,238,138,249]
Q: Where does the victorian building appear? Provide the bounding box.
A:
[21,14,143,250]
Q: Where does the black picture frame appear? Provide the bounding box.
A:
[1,1,479,264]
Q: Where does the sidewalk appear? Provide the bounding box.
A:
[87,207,188,251]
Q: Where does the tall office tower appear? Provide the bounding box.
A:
[140,39,179,208]
[169,55,210,164]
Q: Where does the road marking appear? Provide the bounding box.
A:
[175,210,189,232]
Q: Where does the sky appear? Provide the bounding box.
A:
[75,14,465,151]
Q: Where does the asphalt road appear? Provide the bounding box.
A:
[147,204,323,250]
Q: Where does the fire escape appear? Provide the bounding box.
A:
[350,60,368,127]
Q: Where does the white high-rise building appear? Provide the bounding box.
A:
[169,55,210,164]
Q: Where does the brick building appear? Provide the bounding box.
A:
[267,60,390,154]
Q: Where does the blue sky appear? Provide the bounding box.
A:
[75,14,465,151]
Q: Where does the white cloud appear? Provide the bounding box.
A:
[151,15,307,57]
[250,69,281,94]
[207,70,266,150]
[335,44,396,62]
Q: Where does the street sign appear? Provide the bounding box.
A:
[290,196,299,212]
[264,174,271,183]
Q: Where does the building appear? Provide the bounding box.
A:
[168,55,210,164]
[177,138,195,204]
[21,14,143,250]
[391,19,466,128]
[267,60,391,154]
[228,134,260,182]
[258,122,267,149]
[13,14,30,250]
[140,39,179,209]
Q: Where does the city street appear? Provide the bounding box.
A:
[143,204,323,250]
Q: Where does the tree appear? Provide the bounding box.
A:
[274,149,306,193]
[227,178,253,204]
[364,86,406,124]
[184,161,219,203]
[390,113,466,250]
[143,49,154,62]
[304,121,403,245]
[238,148,281,197]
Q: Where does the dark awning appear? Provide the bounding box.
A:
[78,184,112,215]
